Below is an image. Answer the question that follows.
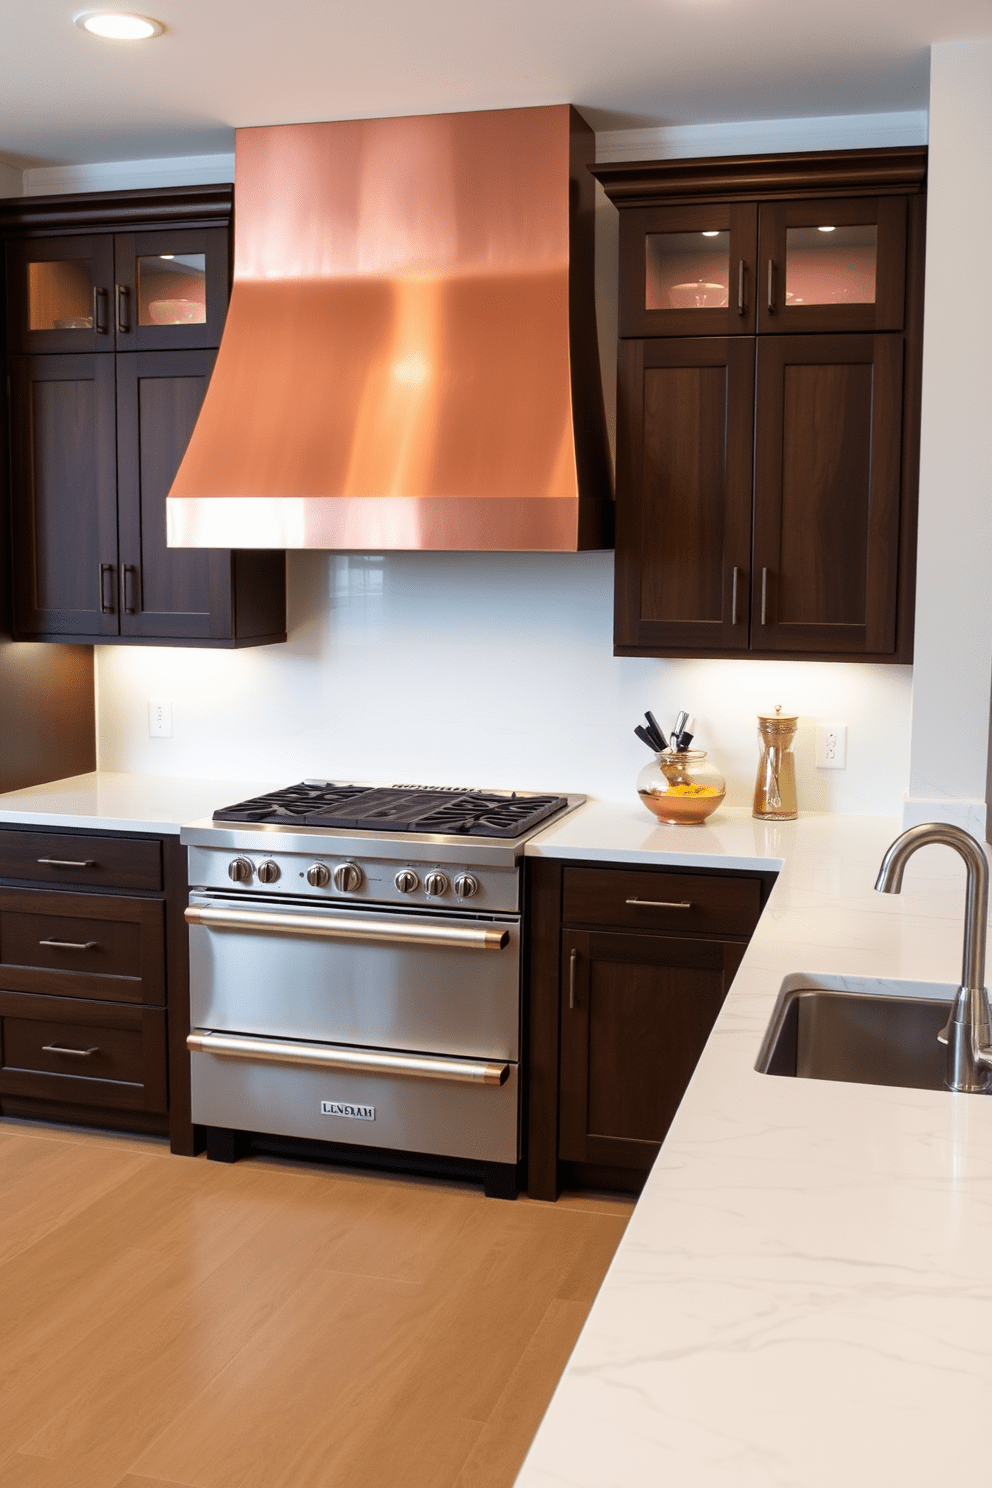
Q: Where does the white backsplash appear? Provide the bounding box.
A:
[96,550,912,814]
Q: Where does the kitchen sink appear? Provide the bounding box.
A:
[756,974,955,1092]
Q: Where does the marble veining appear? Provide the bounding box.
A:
[519,804,992,1486]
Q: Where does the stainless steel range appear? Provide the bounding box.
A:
[180,783,580,1198]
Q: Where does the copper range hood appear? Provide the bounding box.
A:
[166,104,612,552]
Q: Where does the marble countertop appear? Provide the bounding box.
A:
[518,802,992,1486]
[0,772,278,835]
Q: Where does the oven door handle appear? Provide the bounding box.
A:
[187,1030,511,1087]
[185,904,509,951]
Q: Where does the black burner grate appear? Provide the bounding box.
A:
[213,783,568,839]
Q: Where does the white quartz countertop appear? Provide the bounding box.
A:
[518,802,992,1486]
[0,772,277,835]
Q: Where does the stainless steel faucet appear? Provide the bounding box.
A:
[875,823,992,1093]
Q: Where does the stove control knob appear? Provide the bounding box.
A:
[453,873,479,900]
[228,857,253,883]
[333,862,365,893]
[306,863,331,888]
[257,860,281,885]
[424,871,449,898]
[395,869,420,894]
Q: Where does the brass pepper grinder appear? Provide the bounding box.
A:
[752,706,799,820]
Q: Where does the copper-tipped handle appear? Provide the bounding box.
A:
[767,260,775,313]
[731,566,741,625]
[737,259,746,315]
[569,947,578,1010]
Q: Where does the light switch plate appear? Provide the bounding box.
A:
[815,723,847,769]
[148,699,173,738]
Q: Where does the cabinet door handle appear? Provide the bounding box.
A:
[737,259,746,315]
[761,567,770,626]
[39,938,98,951]
[569,947,578,1010]
[37,857,96,868]
[115,284,130,333]
[99,563,116,613]
[42,1044,99,1058]
[731,565,741,625]
[625,898,691,909]
[93,286,109,334]
[766,260,775,313]
[121,564,138,614]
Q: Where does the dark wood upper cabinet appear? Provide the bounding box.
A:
[752,334,904,655]
[595,147,926,664]
[756,195,907,335]
[6,234,116,355]
[2,187,286,649]
[112,228,230,351]
[8,354,119,638]
[618,202,758,338]
[616,336,754,653]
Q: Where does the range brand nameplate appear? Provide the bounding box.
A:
[321,1100,375,1120]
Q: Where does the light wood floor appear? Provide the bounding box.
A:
[0,1118,632,1488]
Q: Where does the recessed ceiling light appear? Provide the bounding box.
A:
[817,225,836,233]
[75,12,164,40]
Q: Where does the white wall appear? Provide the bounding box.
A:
[97,551,912,813]
[904,40,992,836]
[93,111,925,815]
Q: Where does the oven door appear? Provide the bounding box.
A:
[186,890,522,1163]
[186,890,521,1058]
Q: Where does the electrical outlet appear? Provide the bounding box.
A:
[148,699,173,738]
[815,723,847,769]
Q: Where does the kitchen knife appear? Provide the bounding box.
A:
[635,724,662,752]
[644,712,667,751]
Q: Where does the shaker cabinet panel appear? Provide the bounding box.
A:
[8,354,119,637]
[116,348,233,640]
[752,334,904,654]
[558,928,743,1170]
[615,337,754,653]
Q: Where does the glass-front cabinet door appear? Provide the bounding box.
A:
[7,227,228,353]
[619,203,758,337]
[757,196,908,333]
[113,227,229,349]
[6,235,115,354]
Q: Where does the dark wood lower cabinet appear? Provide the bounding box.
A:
[0,825,197,1153]
[558,928,745,1171]
[526,857,773,1200]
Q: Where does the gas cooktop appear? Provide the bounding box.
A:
[212,782,571,840]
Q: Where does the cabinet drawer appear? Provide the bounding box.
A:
[562,866,762,937]
[0,991,167,1112]
[0,831,162,891]
[0,888,165,1004]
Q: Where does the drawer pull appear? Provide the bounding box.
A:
[625,898,692,909]
[42,1044,99,1058]
[36,858,96,869]
[39,938,98,951]
[569,947,578,1010]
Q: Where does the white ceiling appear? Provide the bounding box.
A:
[1,0,991,167]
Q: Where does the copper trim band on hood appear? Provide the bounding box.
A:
[166,105,612,552]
